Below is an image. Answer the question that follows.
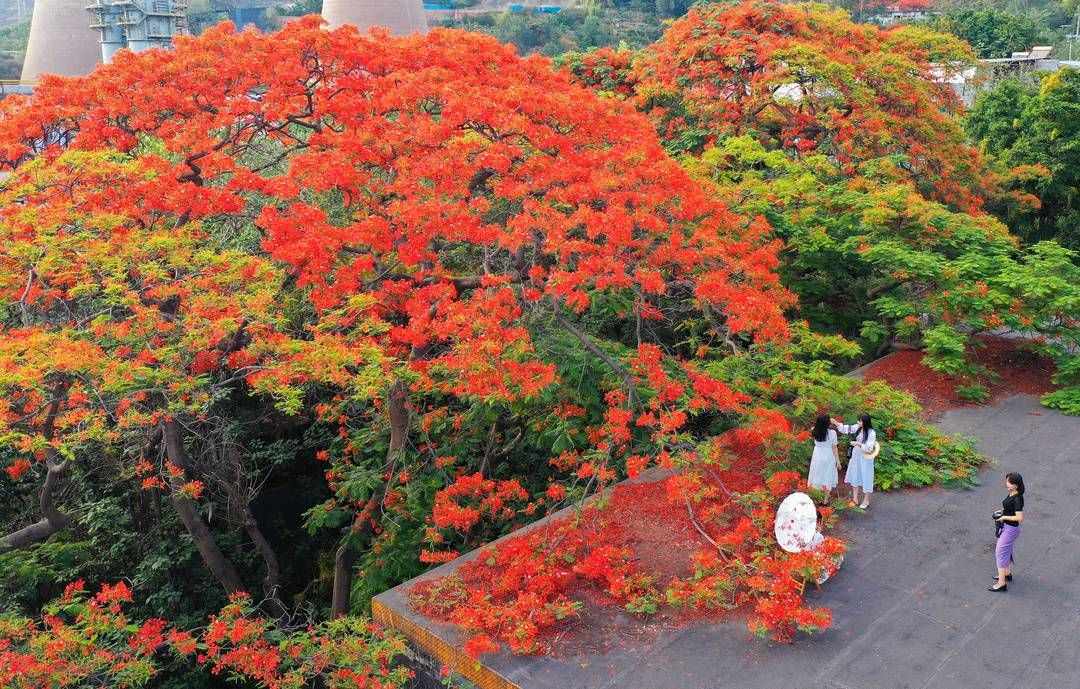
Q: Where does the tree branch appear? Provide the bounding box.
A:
[1,382,73,551]
[551,299,640,410]
[161,419,247,594]
[867,280,903,299]
[331,379,410,618]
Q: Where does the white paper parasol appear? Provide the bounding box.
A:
[774,492,819,553]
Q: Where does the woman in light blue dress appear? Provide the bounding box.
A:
[836,413,876,509]
[807,413,840,495]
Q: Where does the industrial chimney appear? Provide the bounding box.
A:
[21,0,102,82]
[322,0,428,35]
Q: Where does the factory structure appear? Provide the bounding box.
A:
[84,0,189,63]
[17,0,427,84]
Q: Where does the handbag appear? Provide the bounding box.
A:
[844,431,857,460]
[993,510,1003,538]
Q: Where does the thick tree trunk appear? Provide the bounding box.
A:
[330,542,358,618]
[329,379,409,618]
[161,420,247,595]
[1,384,73,550]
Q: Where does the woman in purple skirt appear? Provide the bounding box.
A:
[989,472,1024,592]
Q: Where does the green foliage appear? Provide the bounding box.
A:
[706,324,986,489]
[872,423,982,490]
[923,325,969,375]
[994,242,1080,414]
[955,383,991,403]
[928,9,1046,58]
[0,488,229,627]
[0,19,28,55]
[689,134,1080,409]
[696,137,991,345]
[1041,386,1080,414]
[0,19,27,79]
[969,70,1080,250]
[624,587,660,614]
[451,6,661,56]
[349,474,440,612]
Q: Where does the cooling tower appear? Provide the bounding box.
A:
[21,0,102,82]
[322,0,428,35]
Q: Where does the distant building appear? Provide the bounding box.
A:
[872,0,937,26]
[210,0,281,30]
[981,46,1065,77]
[934,46,1080,106]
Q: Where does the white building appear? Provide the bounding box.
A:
[873,3,938,26]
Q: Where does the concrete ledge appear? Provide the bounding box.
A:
[371,469,671,689]
[373,596,518,689]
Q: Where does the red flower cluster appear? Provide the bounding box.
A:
[412,517,663,656]
[431,473,529,533]
[0,586,412,689]
[412,424,847,656]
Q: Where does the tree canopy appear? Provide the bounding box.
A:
[928,8,1046,59]
[628,1,991,211]
[0,15,815,679]
[967,69,1080,251]
[565,1,1079,408]
[0,4,1077,683]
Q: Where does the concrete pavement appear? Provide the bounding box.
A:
[470,394,1080,689]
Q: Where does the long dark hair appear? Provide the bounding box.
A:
[1006,472,1025,495]
[813,413,830,442]
[859,413,873,442]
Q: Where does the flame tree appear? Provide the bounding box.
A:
[0,16,795,638]
[565,1,1080,404]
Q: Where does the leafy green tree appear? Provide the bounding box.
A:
[0,20,27,79]
[928,9,1044,58]
[968,70,1080,250]
[692,135,1080,412]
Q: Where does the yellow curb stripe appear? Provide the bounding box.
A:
[373,598,522,689]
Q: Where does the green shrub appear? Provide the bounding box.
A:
[955,384,991,403]
[707,324,987,491]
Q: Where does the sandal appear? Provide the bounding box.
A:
[859,501,869,509]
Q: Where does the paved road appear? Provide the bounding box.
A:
[491,395,1080,689]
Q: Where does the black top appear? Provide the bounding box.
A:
[1001,493,1024,526]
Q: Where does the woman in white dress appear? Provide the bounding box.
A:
[835,413,876,509]
[807,413,840,496]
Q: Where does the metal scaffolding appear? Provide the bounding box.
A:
[85,0,188,62]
